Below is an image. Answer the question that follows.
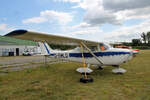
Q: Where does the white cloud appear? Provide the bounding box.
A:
[22,10,73,25]
[71,26,103,35]
[84,8,121,26]
[68,18,150,42]
[115,7,150,21]
[71,22,91,29]
[104,19,150,42]
[75,0,101,9]
[53,0,150,26]
[22,0,150,42]
[64,26,104,42]
[0,24,14,35]
[103,0,150,11]
[68,0,122,25]
[0,24,7,31]
[22,17,47,24]
[66,0,150,26]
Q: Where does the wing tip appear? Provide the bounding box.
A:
[5,29,28,36]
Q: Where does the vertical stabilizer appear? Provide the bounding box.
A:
[38,42,53,55]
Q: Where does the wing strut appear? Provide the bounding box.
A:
[80,42,103,65]
[79,42,103,83]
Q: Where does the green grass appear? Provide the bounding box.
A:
[0,50,150,100]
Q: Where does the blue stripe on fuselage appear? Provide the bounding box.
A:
[69,52,130,58]
[50,54,55,56]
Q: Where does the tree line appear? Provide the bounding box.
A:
[132,32,150,46]
[140,32,150,44]
[122,32,150,49]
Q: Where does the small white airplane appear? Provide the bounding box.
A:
[5,30,134,83]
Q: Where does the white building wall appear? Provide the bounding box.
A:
[0,45,40,56]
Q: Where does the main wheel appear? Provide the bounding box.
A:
[80,77,94,83]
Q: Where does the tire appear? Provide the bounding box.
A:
[80,77,93,83]
[88,78,93,82]
[80,77,84,82]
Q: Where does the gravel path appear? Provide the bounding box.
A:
[0,56,56,65]
[0,56,65,73]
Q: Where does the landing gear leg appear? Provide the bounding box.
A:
[79,43,94,83]
[44,55,48,66]
[79,64,94,83]
[112,65,127,74]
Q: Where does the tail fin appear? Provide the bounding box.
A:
[38,42,53,56]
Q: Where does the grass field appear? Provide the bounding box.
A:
[0,50,150,100]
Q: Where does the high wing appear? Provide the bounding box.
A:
[5,30,100,46]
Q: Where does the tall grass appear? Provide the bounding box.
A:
[0,50,150,100]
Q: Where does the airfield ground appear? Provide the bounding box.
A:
[0,50,150,100]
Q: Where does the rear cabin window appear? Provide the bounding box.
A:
[89,46,98,52]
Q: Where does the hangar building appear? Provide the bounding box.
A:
[0,36,40,56]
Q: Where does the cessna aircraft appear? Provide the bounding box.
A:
[5,30,133,83]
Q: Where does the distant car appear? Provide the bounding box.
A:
[23,51,33,56]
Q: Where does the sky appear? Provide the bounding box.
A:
[0,0,150,42]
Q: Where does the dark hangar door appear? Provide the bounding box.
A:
[16,48,19,56]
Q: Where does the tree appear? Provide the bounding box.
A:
[141,32,147,44]
[132,39,141,46]
[147,32,150,45]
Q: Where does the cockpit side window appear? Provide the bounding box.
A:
[99,43,110,51]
